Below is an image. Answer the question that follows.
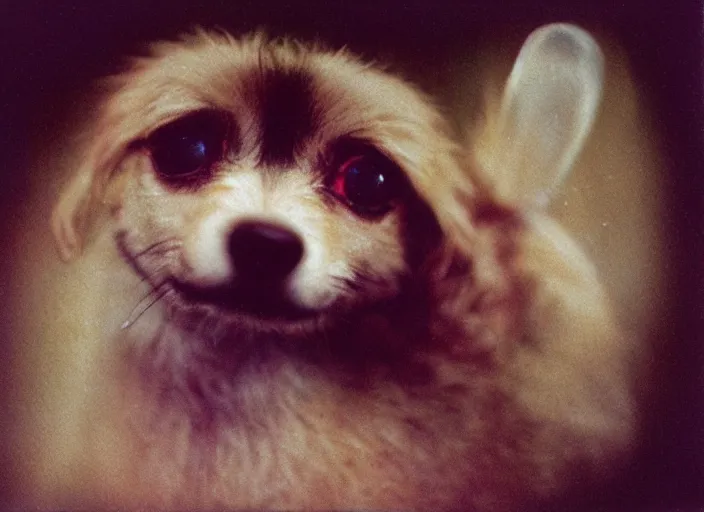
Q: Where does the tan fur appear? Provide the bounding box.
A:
[8,27,648,511]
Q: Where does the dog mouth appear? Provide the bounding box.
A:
[117,228,320,324]
[171,279,318,322]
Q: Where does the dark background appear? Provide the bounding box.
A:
[1,0,702,509]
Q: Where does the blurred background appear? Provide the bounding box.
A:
[1,0,702,509]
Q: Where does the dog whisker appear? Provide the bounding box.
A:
[133,262,170,287]
[122,282,172,330]
[133,238,181,260]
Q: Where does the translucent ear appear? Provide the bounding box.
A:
[483,23,604,209]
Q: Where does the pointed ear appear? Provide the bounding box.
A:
[50,129,127,261]
[476,23,604,209]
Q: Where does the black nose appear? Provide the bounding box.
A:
[228,221,304,285]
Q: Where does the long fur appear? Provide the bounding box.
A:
[13,29,636,511]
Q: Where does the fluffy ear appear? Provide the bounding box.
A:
[477,23,604,209]
[51,127,127,261]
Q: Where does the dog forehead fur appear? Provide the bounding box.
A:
[19,30,635,511]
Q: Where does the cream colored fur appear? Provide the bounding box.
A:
[8,25,648,511]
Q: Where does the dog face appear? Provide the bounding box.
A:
[31,25,641,510]
[57,33,474,340]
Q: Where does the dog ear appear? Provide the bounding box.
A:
[476,23,604,210]
[51,122,128,261]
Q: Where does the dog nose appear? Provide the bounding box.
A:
[228,221,304,285]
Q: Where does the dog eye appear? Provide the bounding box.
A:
[332,153,404,216]
[147,110,230,180]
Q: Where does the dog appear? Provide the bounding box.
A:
[10,24,638,510]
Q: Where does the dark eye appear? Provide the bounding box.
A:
[331,153,404,216]
[147,110,231,180]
